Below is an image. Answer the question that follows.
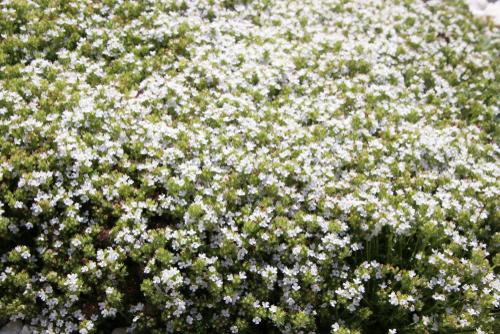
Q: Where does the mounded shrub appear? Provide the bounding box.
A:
[0,0,500,333]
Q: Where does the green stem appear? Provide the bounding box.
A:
[371,313,392,319]
[400,236,403,265]
[405,234,415,249]
[363,297,375,312]
[119,309,132,323]
[387,233,393,263]
[410,235,419,261]
[423,301,440,315]
[367,238,371,262]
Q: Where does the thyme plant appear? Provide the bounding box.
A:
[0,0,500,333]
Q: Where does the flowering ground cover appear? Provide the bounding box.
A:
[1,0,500,333]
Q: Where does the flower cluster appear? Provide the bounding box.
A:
[0,0,500,333]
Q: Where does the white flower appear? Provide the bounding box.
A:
[230,326,238,333]
[106,249,119,263]
[466,0,488,17]
[161,268,181,284]
[253,317,261,325]
[8,224,19,234]
[432,293,446,301]
[106,287,114,294]
[292,245,302,255]
[96,250,105,261]
[3,0,500,330]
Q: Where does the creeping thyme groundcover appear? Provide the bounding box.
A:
[2,0,500,333]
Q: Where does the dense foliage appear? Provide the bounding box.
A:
[1,0,500,333]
